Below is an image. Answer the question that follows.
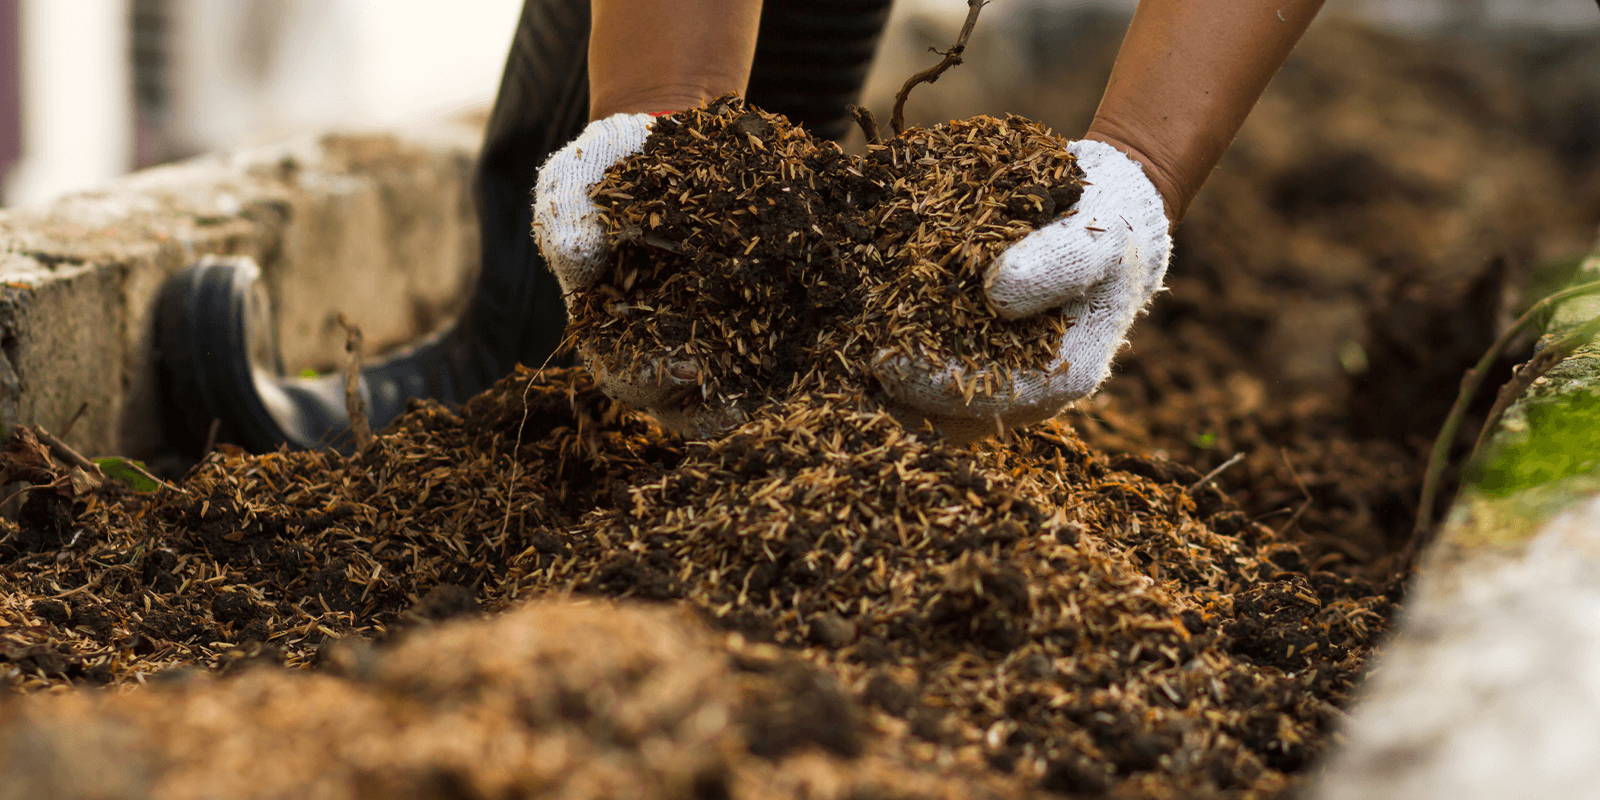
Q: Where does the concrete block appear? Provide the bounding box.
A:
[1314,497,1600,800]
[0,123,482,459]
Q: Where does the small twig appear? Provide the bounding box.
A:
[890,0,989,135]
[848,104,882,145]
[1415,278,1600,536]
[498,376,538,544]
[48,574,108,600]
[0,482,47,514]
[1189,452,1245,492]
[338,314,375,455]
[35,427,100,476]
[498,341,569,543]
[35,425,181,494]
[60,402,89,439]
[1251,506,1297,523]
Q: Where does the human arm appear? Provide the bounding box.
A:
[588,0,764,120]
[1084,0,1326,223]
[539,0,764,290]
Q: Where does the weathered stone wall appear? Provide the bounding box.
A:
[0,123,482,460]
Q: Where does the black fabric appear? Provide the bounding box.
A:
[464,0,593,377]
[748,0,897,141]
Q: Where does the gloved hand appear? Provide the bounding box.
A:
[533,112,746,436]
[533,112,656,298]
[874,139,1172,442]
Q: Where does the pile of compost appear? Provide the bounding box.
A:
[0,368,1394,799]
[3,18,1598,800]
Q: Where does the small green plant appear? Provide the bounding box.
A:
[93,457,162,493]
[1417,278,1600,535]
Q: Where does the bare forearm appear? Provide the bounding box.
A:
[589,1,764,120]
[1085,0,1324,222]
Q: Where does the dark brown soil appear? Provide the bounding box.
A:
[0,367,1395,798]
[572,98,1081,421]
[1,17,1596,800]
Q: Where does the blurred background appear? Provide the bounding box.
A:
[0,0,1595,207]
[0,0,523,206]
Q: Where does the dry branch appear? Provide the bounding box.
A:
[35,427,100,477]
[848,104,881,145]
[890,0,989,134]
[1189,451,1244,492]
[60,402,89,439]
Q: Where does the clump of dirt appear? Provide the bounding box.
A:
[571,97,1080,419]
[0,364,1396,798]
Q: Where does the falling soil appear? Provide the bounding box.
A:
[571,97,1080,422]
[2,17,1598,800]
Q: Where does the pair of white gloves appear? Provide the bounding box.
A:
[533,112,1171,441]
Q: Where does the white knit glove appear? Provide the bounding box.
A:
[875,139,1172,442]
[533,112,655,296]
[535,112,741,436]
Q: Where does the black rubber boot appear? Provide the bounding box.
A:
[155,0,894,455]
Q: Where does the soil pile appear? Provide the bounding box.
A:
[0,366,1395,797]
[571,97,1080,419]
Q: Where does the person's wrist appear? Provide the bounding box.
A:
[588,82,725,121]
[1080,125,1188,227]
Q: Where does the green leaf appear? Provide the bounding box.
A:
[1192,432,1218,450]
[298,367,321,378]
[93,456,162,493]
